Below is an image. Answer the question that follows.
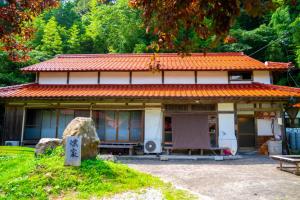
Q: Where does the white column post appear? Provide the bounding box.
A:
[217,103,237,155]
[20,107,26,146]
[144,107,163,153]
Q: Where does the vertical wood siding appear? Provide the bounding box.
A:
[3,106,23,143]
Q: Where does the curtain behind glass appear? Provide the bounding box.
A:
[118,112,130,141]
[130,111,142,141]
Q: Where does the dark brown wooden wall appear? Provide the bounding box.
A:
[0,104,5,144]
[2,106,24,144]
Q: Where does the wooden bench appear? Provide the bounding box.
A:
[99,143,138,155]
[270,155,300,176]
[164,145,226,155]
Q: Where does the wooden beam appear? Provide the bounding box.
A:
[90,103,93,117]
[36,72,40,83]
[97,71,100,84]
[129,71,132,84]
[66,72,70,84]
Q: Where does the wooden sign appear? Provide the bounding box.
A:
[65,136,82,166]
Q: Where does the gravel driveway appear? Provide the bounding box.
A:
[122,156,300,200]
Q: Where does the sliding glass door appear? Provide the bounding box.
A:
[118,111,130,141]
[24,109,143,142]
[94,110,143,142]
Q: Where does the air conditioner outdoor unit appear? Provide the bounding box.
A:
[144,140,162,154]
[5,141,20,146]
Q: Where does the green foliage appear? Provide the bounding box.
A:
[67,24,81,53]
[83,0,147,53]
[0,51,34,87]
[1,1,300,87]
[269,6,291,35]
[0,146,194,200]
[290,16,300,67]
[40,17,63,56]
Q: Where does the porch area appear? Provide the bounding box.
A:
[2,101,286,155]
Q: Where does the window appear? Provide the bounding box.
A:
[58,109,90,138]
[94,111,143,142]
[24,109,56,140]
[208,115,217,147]
[229,71,252,81]
[164,116,172,143]
[24,109,42,140]
[58,109,74,138]
[191,104,216,111]
[165,104,189,112]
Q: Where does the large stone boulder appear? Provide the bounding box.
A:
[35,138,62,156]
[62,117,100,159]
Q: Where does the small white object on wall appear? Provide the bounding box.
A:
[257,119,273,136]
[277,117,283,126]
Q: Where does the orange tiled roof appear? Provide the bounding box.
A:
[21,53,290,72]
[265,61,293,68]
[0,83,299,100]
[293,103,300,108]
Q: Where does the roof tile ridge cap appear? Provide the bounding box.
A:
[0,83,36,90]
[265,61,291,65]
[21,57,57,70]
[265,61,293,67]
[58,53,155,58]
[255,82,300,92]
[173,52,244,57]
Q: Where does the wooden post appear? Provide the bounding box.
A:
[90,104,93,118]
[129,147,133,156]
[20,107,26,146]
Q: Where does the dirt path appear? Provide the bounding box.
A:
[122,156,300,200]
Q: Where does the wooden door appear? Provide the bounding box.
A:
[238,116,255,148]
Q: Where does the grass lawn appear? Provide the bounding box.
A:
[0,146,194,200]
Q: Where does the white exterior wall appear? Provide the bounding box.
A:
[132,71,162,84]
[164,71,195,84]
[38,70,272,85]
[69,72,98,84]
[218,103,234,112]
[39,72,68,84]
[217,103,237,154]
[253,71,271,84]
[197,71,228,84]
[257,119,282,137]
[100,72,130,84]
[144,108,163,153]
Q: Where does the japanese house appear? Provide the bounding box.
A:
[0,52,299,154]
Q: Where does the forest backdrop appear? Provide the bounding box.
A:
[0,0,299,87]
